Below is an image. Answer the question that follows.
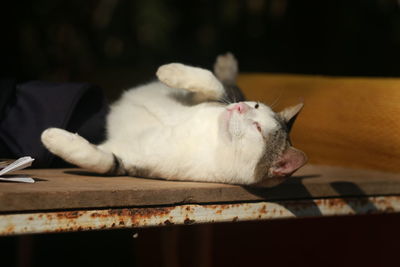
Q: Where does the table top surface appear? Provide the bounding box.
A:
[1,164,400,213]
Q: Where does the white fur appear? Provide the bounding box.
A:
[42,128,114,173]
[42,63,280,185]
[213,53,238,84]
[157,63,225,102]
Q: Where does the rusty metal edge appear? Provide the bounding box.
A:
[1,195,400,235]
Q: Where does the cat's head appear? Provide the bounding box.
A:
[219,101,307,183]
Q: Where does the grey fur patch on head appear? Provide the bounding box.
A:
[253,122,289,181]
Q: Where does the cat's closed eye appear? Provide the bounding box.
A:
[253,121,262,132]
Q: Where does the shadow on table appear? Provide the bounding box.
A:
[243,174,378,217]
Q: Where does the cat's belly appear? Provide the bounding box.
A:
[106,104,162,140]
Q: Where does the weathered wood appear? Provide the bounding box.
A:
[238,74,400,173]
[1,74,400,217]
[1,165,400,212]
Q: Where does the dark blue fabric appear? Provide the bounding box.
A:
[0,81,108,167]
[0,79,16,119]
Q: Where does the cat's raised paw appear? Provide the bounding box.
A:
[214,52,238,84]
[157,63,219,92]
[156,63,224,101]
[156,63,189,89]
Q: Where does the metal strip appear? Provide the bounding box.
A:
[1,196,400,235]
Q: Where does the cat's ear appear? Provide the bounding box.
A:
[279,103,304,131]
[270,146,307,177]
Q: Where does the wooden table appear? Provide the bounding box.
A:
[3,73,400,235]
[1,164,400,235]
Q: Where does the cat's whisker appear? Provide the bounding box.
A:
[223,97,232,104]
[219,95,232,105]
[233,94,237,103]
[270,89,285,109]
[219,97,228,104]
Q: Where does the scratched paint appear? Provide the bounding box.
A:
[1,196,400,235]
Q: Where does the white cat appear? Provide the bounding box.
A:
[41,53,306,185]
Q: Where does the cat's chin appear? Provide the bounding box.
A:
[219,108,235,141]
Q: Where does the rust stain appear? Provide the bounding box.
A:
[317,198,347,209]
[164,219,174,226]
[5,225,15,234]
[208,205,219,210]
[259,205,267,214]
[90,212,101,218]
[184,218,195,225]
[57,211,80,219]
[2,195,400,235]
[208,203,242,211]
[108,206,173,220]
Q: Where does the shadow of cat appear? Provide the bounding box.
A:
[243,175,323,216]
[64,170,115,178]
[63,170,167,181]
[242,175,378,217]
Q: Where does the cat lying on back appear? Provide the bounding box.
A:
[41,53,307,185]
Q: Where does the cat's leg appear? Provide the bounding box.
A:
[156,63,225,102]
[213,53,246,103]
[213,52,238,86]
[41,128,124,175]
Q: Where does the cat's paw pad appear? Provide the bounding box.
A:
[214,52,238,84]
[156,63,188,88]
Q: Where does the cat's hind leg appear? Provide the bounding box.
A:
[213,52,238,86]
[156,63,225,102]
[41,128,124,175]
[213,53,245,103]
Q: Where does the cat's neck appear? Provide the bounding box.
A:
[172,104,225,147]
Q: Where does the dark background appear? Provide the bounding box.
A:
[2,0,400,99]
[2,214,400,267]
[2,0,400,266]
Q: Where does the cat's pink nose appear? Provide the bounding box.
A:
[229,102,250,114]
